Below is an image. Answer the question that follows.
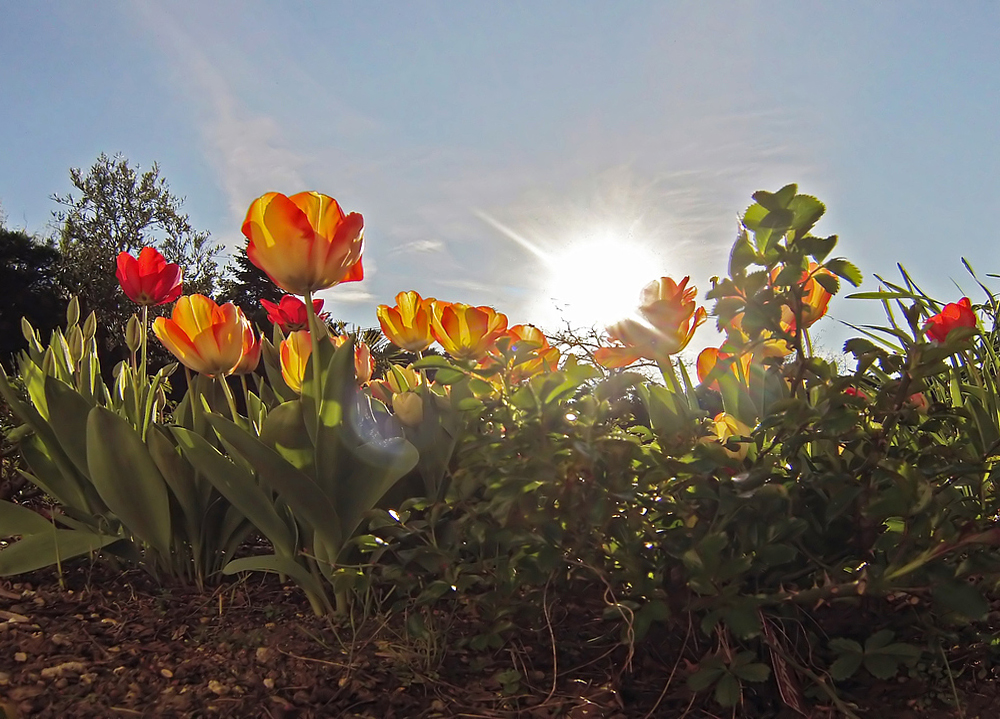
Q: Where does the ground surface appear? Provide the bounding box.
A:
[0,564,998,718]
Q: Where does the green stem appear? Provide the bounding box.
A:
[305,290,324,402]
[140,305,149,380]
[657,356,683,395]
[219,375,241,423]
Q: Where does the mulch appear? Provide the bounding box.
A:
[1,563,999,718]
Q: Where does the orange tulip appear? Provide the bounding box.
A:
[430,302,509,360]
[279,330,312,393]
[230,321,262,375]
[152,295,248,376]
[116,247,183,306]
[377,291,433,351]
[331,335,376,385]
[696,346,754,391]
[771,262,834,330]
[502,325,560,382]
[594,276,706,368]
[241,192,364,295]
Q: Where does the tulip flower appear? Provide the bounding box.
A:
[696,346,754,391]
[368,364,423,406]
[925,298,976,343]
[500,325,560,382]
[152,295,248,376]
[377,291,434,352]
[391,392,424,427]
[430,302,509,361]
[707,413,753,460]
[116,247,183,306]
[771,262,834,331]
[231,321,262,375]
[280,330,312,393]
[242,192,364,296]
[594,276,706,368]
[332,335,376,385]
[261,295,324,333]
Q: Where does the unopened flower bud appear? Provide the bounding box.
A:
[21,317,35,344]
[82,312,98,340]
[67,326,84,363]
[66,296,80,327]
[125,315,142,354]
[392,392,423,427]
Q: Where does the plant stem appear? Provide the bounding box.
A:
[219,375,241,423]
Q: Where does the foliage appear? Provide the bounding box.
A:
[52,153,221,362]
[4,182,1000,715]
[0,227,65,365]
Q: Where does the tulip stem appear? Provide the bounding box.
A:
[305,290,324,402]
[140,306,149,380]
[219,375,240,423]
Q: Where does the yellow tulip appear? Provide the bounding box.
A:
[708,413,753,460]
[430,302,509,361]
[280,330,312,393]
[391,392,424,427]
[377,290,434,352]
[152,295,248,376]
[241,191,364,295]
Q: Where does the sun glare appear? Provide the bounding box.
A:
[546,235,665,328]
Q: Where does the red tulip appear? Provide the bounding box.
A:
[261,295,324,332]
[925,298,976,342]
[116,247,183,306]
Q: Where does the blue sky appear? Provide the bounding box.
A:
[2,2,998,356]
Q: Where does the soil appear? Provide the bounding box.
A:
[1,564,998,718]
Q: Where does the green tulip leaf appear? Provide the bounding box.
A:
[86,406,172,557]
[44,376,94,480]
[0,530,120,577]
[0,500,54,538]
[173,427,296,557]
[207,414,344,552]
[223,554,327,604]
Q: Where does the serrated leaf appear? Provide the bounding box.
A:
[687,663,725,692]
[829,653,863,681]
[863,654,902,680]
[825,258,863,287]
[814,272,840,295]
[714,672,742,707]
[732,662,771,683]
[864,629,895,651]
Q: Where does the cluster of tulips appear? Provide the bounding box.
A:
[115,188,978,454]
[114,191,564,431]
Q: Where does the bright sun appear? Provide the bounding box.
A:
[545,236,666,328]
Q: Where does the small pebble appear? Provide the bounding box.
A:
[13,652,27,663]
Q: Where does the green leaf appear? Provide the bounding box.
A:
[207,414,344,552]
[829,653,863,681]
[0,501,54,537]
[687,662,725,692]
[86,406,172,556]
[147,426,202,530]
[714,673,742,707]
[752,184,797,212]
[825,258,863,287]
[863,654,902,680]
[432,368,467,385]
[43,377,93,479]
[787,194,826,235]
[222,554,326,602]
[0,530,119,576]
[732,662,771,683]
[411,355,455,370]
[814,272,840,295]
[932,580,989,620]
[864,629,895,652]
[172,427,296,557]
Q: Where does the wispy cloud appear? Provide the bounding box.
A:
[388,239,446,255]
[130,2,306,248]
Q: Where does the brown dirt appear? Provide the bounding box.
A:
[1,564,998,718]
